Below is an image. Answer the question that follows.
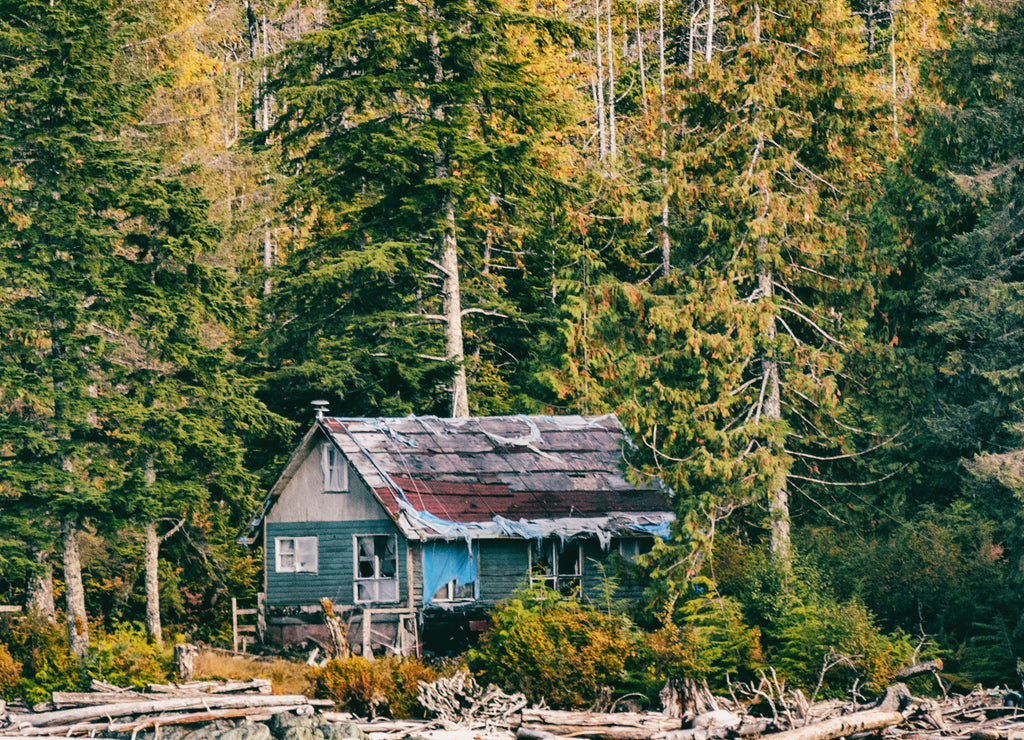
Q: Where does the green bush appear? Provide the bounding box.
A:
[0,614,83,704]
[85,623,172,688]
[468,584,636,708]
[308,655,442,718]
[633,581,763,693]
[0,642,22,699]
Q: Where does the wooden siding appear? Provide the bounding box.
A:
[266,437,389,524]
[478,539,530,603]
[266,519,405,608]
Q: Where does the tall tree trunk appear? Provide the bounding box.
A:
[62,517,89,657]
[659,0,671,276]
[429,30,469,418]
[635,0,648,119]
[705,0,715,61]
[606,0,617,166]
[594,0,608,162]
[144,521,162,645]
[143,455,162,645]
[25,547,56,620]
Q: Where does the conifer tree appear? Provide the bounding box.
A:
[554,0,896,564]
[260,0,575,419]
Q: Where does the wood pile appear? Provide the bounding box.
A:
[0,679,329,740]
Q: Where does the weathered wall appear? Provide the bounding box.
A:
[265,519,406,607]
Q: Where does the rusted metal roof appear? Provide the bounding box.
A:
[322,414,671,531]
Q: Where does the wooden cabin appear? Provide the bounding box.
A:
[248,412,674,656]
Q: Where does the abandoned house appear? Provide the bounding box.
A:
[247,411,675,656]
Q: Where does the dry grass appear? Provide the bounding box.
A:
[193,649,312,696]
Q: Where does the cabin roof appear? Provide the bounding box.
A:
[248,414,674,544]
[322,414,672,541]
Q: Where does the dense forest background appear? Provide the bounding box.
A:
[2,0,1024,693]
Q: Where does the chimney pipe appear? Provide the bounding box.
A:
[311,400,329,420]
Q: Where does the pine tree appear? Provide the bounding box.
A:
[555,0,897,564]
[258,0,576,419]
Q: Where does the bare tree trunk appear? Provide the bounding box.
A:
[635,0,648,119]
[25,547,56,620]
[594,0,608,162]
[705,0,715,62]
[606,0,617,166]
[144,521,162,645]
[890,3,898,141]
[658,0,670,276]
[429,30,469,418]
[62,517,89,657]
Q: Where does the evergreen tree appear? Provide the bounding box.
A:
[259,0,576,420]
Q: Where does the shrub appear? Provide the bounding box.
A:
[85,623,172,688]
[308,655,442,718]
[468,584,636,708]
[0,642,22,699]
[0,613,83,704]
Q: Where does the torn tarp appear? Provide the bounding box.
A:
[396,498,673,549]
[423,541,479,605]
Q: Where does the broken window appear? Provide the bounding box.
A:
[275,536,318,573]
[423,541,478,605]
[354,534,399,603]
[321,443,348,492]
[616,537,654,563]
[530,540,581,597]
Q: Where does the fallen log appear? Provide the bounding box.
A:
[6,694,315,728]
[895,661,944,681]
[519,710,681,740]
[652,719,773,740]
[50,692,147,708]
[756,709,905,740]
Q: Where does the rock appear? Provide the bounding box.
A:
[219,723,274,740]
[321,722,365,740]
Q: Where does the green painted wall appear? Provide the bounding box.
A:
[266,519,406,607]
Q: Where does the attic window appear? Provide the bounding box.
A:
[321,443,349,492]
[275,536,318,574]
[354,534,399,603]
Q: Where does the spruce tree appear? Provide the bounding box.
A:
[259,0,575,419]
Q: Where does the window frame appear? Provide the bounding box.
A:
[274,536,319,574]
[353,534,400,604]
[529,540,582,597]
[321,443,349,493]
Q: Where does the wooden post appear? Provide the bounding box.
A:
[174,643,199,681]
[362,608,373,660]
[232,597,239,653]
[256,592,266,644]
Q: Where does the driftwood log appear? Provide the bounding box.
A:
[4,694,318,729]
[520,709,682,740]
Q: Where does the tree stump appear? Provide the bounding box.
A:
[174,643,199,682]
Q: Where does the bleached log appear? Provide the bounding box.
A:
[895,661,944,681]
[50,692,146,708]
[652,719,772,740]
[759,710,905,740]
[7,694,314,728]
[520,710,681,740]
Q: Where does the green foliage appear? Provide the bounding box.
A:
[308,656,442,719]
[0,642,21,700]
[634,581,763,692]
[0,615,83,704]
[84,624,172,689]
[468,584,635,708]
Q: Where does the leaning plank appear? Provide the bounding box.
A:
[758,710,905,740]
[8,694,313,728]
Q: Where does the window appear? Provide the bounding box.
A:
[617,537,653,563]
[530,540,581,597]
[321,443,348,492]
[354,534,399,603]
[275,536,318,573]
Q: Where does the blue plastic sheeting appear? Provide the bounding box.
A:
[423,541,478,606]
